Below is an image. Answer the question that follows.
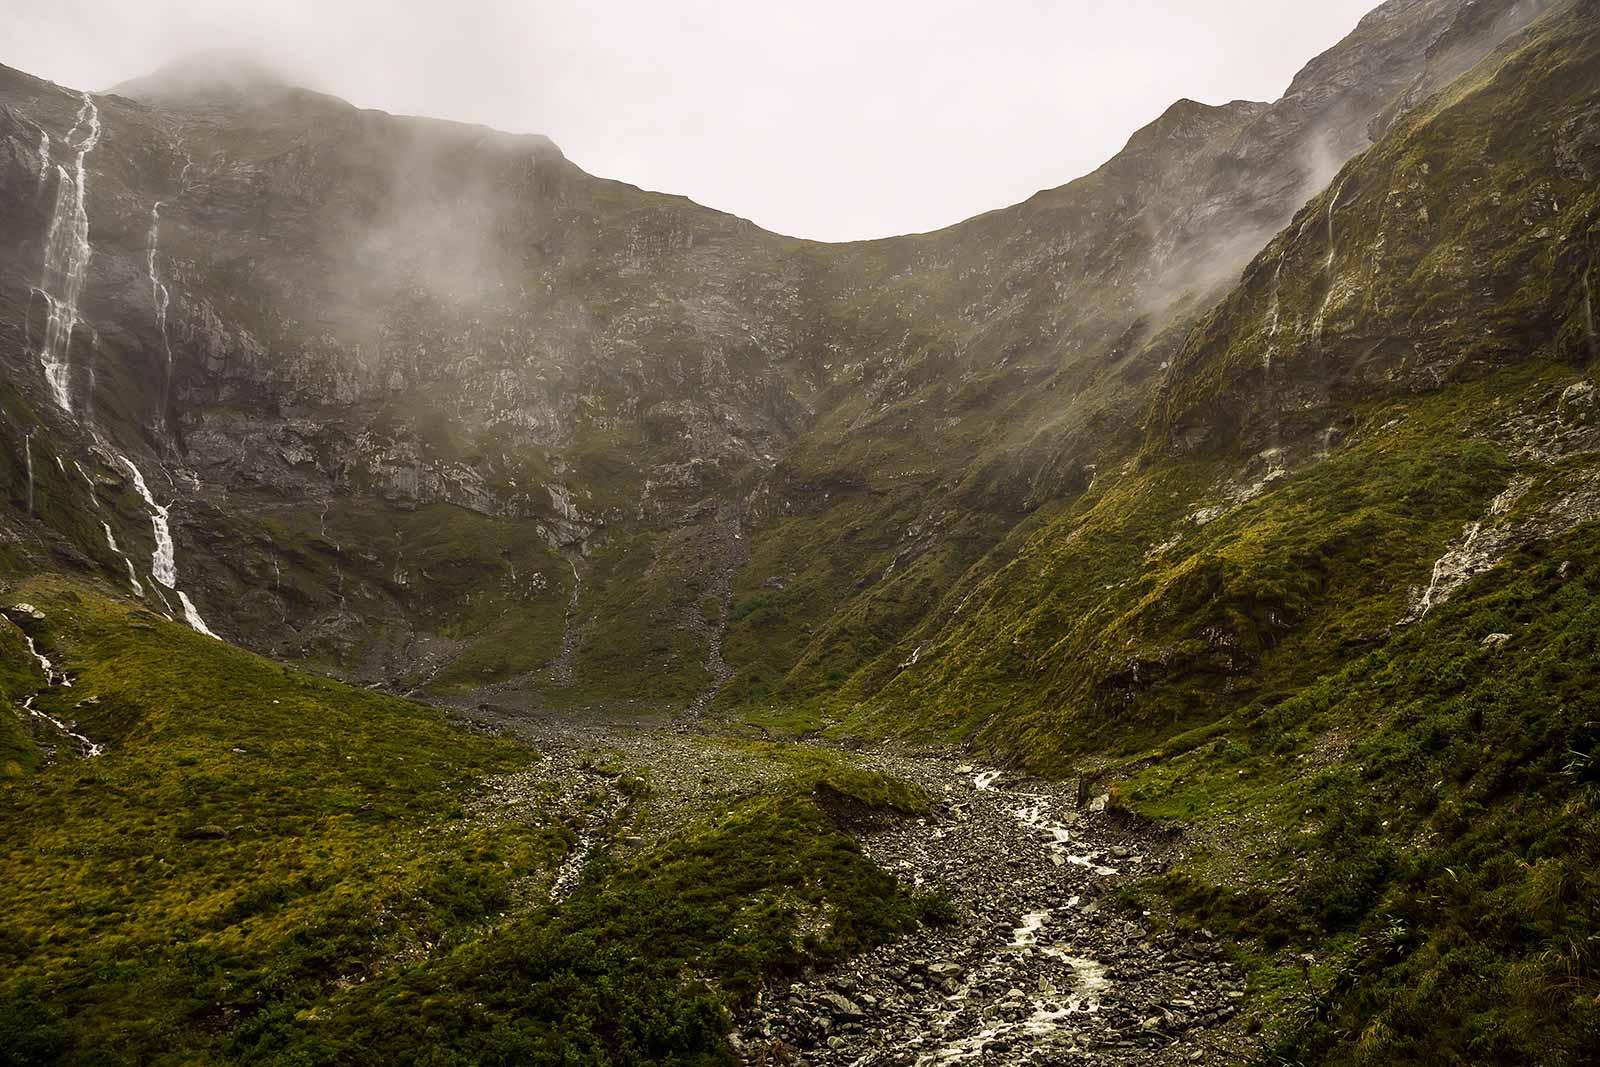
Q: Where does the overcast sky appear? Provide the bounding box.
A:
[5,0,1380,241]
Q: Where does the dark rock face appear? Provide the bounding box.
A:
[0,0,1563,709]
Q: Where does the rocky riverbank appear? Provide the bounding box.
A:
[459,706,1255,1065]
[732,754,1253,1065]
[732,755,1254,1062]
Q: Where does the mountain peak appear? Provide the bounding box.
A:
[109,50,305,107]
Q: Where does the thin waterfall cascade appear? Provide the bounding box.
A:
[35,93,101,414]
[34,123,49,184]
[1324,176,1348,273]
[1585,265,1597,359]
[117,454,217,637]
[19,627,71,690]
[103,522,147,597]
[15,629,102,758]
[24,432,35,516]
[178,592,219,638]
[1310,176,1351,344]
[147,201,175,422]
[148,151,198,426]
[118,457,176,589]
[24,695,104,758]
[1266,254,1288,348]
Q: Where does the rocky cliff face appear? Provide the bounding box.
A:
[0,0,1581,720]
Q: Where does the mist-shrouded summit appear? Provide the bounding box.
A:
[108,49,302,107]
[9,0,1390,241]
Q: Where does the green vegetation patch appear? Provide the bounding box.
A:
[232,753,931,1065]
[0,577,557,1066]
[1117,520,1600,1065]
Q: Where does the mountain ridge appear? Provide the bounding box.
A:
[2,0,1599,1062]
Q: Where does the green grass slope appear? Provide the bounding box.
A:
[0,578,934,1065]
[1119,518,1600,1064]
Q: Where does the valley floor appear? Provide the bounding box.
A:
[467,706,1255,1066]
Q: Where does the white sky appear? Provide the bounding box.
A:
[3,0,1380,241]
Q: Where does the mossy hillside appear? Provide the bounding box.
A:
[557,526,720,708]
[830,364,1577,766]
[828,3,1600,769]
[0,577,570,1065]
[245,761,934,1066]
[242,500,571,689]
[1114,519,1600,1066]
[718,483,1010,713]
[0,615,43,775]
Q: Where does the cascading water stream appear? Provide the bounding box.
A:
[23,696,104,759]
[23,634,65,686]
[146,155,193,426]
[103,523,146,597]
[24,432,35,516]
[118,455,218,637]
[1311,176,1349,343]
[35,92,101,414]
[11,619,100,757]
[1585,265,1597,360]
[23,97,219,638]
[147,204,173,415]
[34,122,49,185]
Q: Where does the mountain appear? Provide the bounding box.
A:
[0,0,1557,714]
[1,0,1597,1063]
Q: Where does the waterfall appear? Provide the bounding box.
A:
[34,123,49,185]
[35,93,101,414]
[118,458,176,588]
[1585,265,1597,360]
[178,593,218,638]
[23,634,63,685]
[24,696,103,758]
[117,454,217,637]
[147,202,173,413]
[24,432,35,516]
[1310,177,1350,344]
[103,522,147,597]
[73,460,98,504]
[1323,176,1348,273]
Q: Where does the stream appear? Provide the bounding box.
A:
[735,755,1248,1066]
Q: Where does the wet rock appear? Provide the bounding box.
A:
[818,992,864,1020]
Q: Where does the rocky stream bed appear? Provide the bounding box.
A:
[464,709,1255,1066]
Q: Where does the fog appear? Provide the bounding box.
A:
[5,0,1379,241]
